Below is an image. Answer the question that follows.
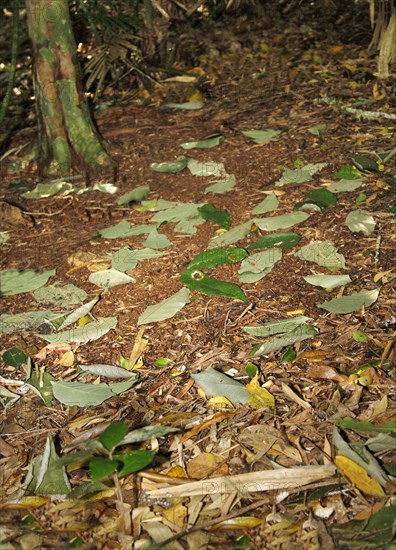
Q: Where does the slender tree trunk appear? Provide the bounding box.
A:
[25,0,116,179]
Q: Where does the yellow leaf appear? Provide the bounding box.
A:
[246,374,275,409]
[166,465,187,478]
[206,396,234,408]
[78,315,91,327]
[56,350,74,367]
[335,455,385,497]
[0,496,47,509]
[163,503,187,528]
[213,516,262,530]
[189,90,203,102]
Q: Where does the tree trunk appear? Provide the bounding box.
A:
[25,0,116,179]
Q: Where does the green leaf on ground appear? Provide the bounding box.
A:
[318,288,380,313]
[89,457,118,480]
[180,135,224,149]
[335,417,396,434]
[352,155,379,172]
[345,209,376,235]
[248,231,301,250]
[122,425,178,444]
[151,203,202,223]
[191,367,250,406]
[163,101,203,110]
[295,241,346,270]
[198,204,231,229]
[307,188,337,207]
[98,221,154,239]
[138,287,191,325]
[303,274,352,289]
[28,435,71,496]
[251,192,279,215]
[332,164,362,180]
[204,175,237,194]
[352,330,368,342]
[238,249,282,283]
[327,179,364,192]
[0,311,65,335]
[143,228,172,249]
[100,422,129,451]
[58,296,100,330]
[26,369,55,406]
[34,283,87,307]
[188,248,248,269]
[275,163,327,186]
[241,129,282,143]
[2,347,27,367]
[187,158,226,177]
[254,212,309,231]
[244,316,312,337]
[249,325,317,357]
[115,450,156,477]
[51,378,136,406]
[0,268,56,297]
[150,157,188,173]
[88,269,135,289]
[308,124,326,136]
[180,269,247,301]
[37,317,118,344]
[117,185,151,205]
[79,364,139,380]
[208,220,254,249]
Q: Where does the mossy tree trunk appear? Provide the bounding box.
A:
[25,0,116,179]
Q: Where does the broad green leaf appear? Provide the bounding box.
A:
[352,330,368,342]
[28,435,71,496]
[151,203,202,223]
[34,283,87,307]
[2,347,27,367]
[89,457,118,480]
[100,422,129,451]
[88,269,135,289]
[150,157,188,173]
[180,269,247,301]
[188,248,248,269]
[79,364,139,379]
[281,347,297,363]
[110,379,139,395]
[318,288,380,313]
[244,316,312,337]
[294,201,323,212]
[308,124,326,136]
[191,368,250,406]
[208,220,253,249]
[122,425,178,445]
[180,135,224,149]
[37,317,118,343]
[345,209,376,235]
[138,287,190,325]
[355,193,366,205]
[254,212,309,231]
[155,357,171,367]
[249,325,317,357]
[352,155,379,172]
[26,369,55,406]
[58,296,100,330]
[115,450,155,476]
[245,362,259,377]
[140,198,179,211]
[198,204,231,229]
[163,101,203,110]
[275,163,327,186]
[251,193,279,215]
[143,228,172,249]
[0,310,65,335]
[98,220,153,239]
[295,241,346,269]
[241,129,282,144]
[247,231,301,250]
[335,417,396,434]
[303,274,351,289]
[0,268,55,296]
[327,179,364,193]
[174,217,205,234]
[332,165,361,180]
[111,247,139,271]
[51,378,136,406]
[204,175,237,194]
[21,181,77,199]
[187,158,226,178]
[307,188,337,207]
[117,185,151,205]
[238,249,282,283]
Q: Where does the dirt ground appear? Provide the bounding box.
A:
[0,7,395,550]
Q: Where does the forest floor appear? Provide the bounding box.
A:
[0,6,395,550]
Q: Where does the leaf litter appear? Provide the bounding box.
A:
[1,8,395,550]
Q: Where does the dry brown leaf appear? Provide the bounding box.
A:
[187,452,229,479]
